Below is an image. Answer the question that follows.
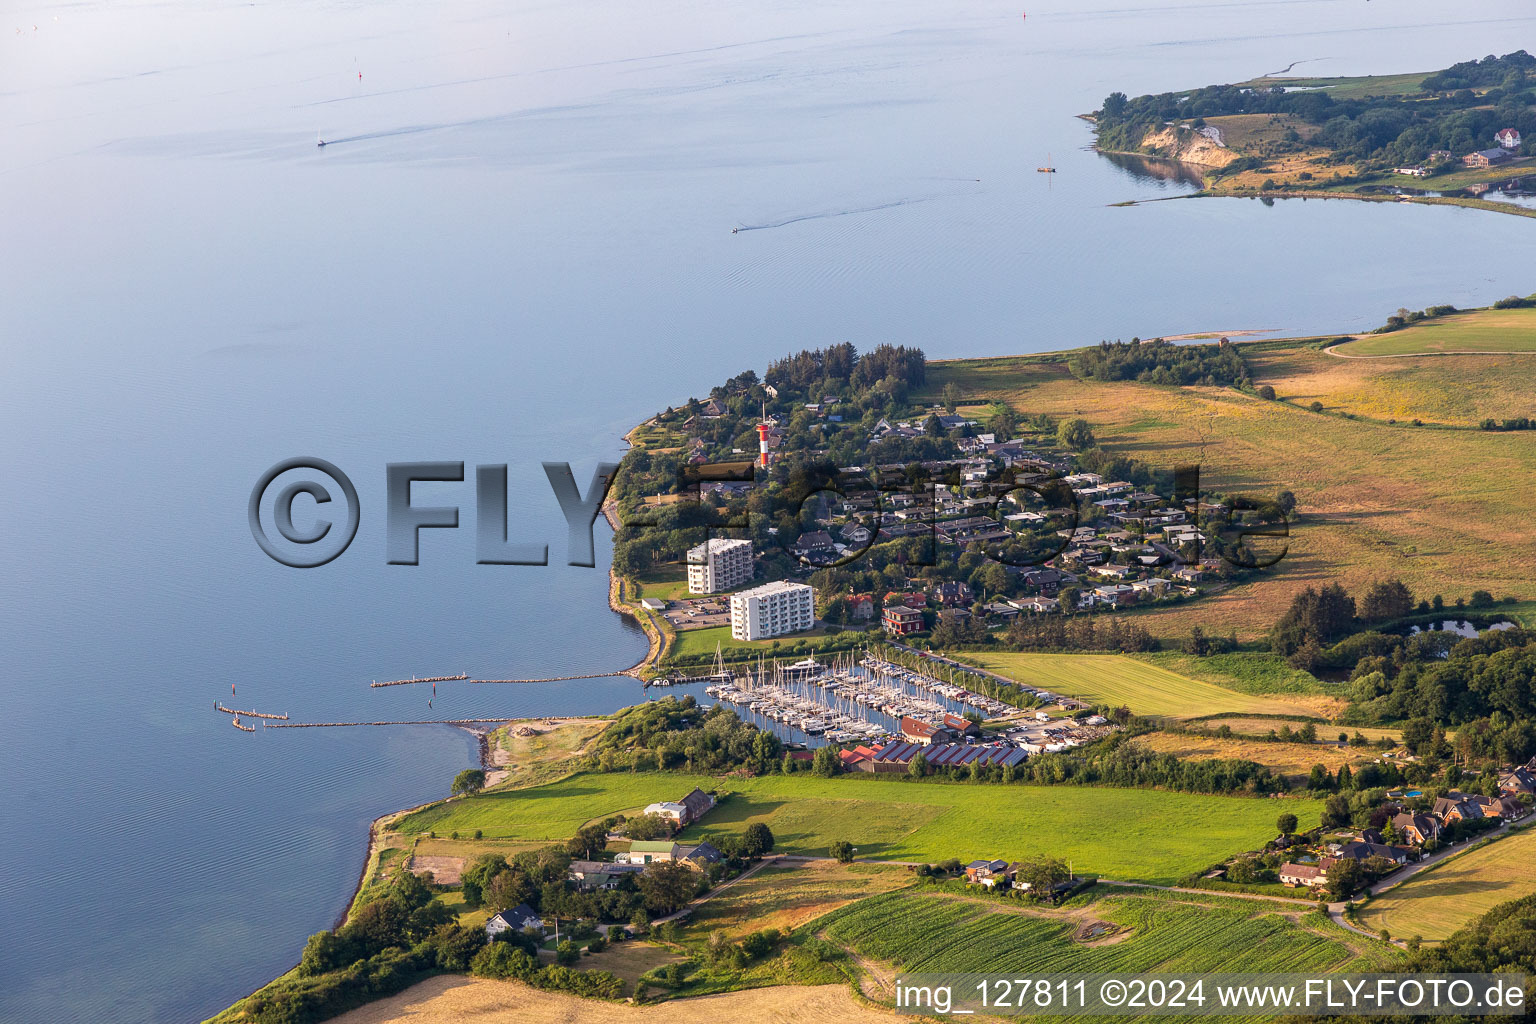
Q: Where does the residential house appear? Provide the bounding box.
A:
[485,903,545,939]
[1495,127,1522,149]
[1433,792,1486,823]
[1500,767,1536,796]
[936,580,974,607]
[849,594,875,620]
[1332,841,1410,866]
[1480,793,1529,821]
[678,841,724,870]
[1279,863,1327,887]
[1389,812,1440,846]
[883,605,925,636]
[790,530,836,560]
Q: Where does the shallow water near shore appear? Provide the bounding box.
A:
[5,0,1536,1021]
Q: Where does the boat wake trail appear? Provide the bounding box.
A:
[316,124,443,146]
[735,188,982,232]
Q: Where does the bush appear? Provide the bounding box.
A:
[1309,400,1324,413]
[1257,385,1276,400]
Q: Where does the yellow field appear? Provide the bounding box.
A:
[330,977,897,1024]
[1355,827,1536,942]
[1141,732,1373,780]
[923,352,1536,639]
[1247,345,1534,426]
[957,652,1329,720]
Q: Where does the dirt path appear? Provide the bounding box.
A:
[1324,341,1536,359]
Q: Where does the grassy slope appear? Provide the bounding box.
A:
[1354,826,1536,942]
[921,349,1536,640]
[953,651,1330,721]
[1232,72,1431,100]
[1333,307,1536,356]
[393,771,1321,885]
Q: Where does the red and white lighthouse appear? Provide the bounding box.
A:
[756,420,772,467]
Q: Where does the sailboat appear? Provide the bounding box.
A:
[317,132,328,148]
[1037,152,1055,173]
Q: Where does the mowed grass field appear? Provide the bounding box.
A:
[1355,827,1536,942]
[1334,307,1536,356]
[957,651,1330,720]
[921,351,1536,639]
[393,771,1322,885]
[682,861,912,939]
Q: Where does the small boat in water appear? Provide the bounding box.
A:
[1037,151,1055,172]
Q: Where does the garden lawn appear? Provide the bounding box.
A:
[393,771,1322,885]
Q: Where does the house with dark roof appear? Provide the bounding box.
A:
[1500,767,1536,796]
[940,712,983,740]
[569,860,645,890]
[1332,841,1410,866]
[485,903,545,939]
[1433,792,1486,823]
[678,841,724,870]
[679,787,716,824]
[1390,812,1440,846]
[1480,793,1529,821]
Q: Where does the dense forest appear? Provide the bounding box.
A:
[1094,51,1536,170]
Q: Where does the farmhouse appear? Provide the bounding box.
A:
[1332,842,1410,866]
[485,903,545,939]
[677,840,724,870]
[1279,863,1327,887]
[964,859,1011,887]
[642,800,688,824]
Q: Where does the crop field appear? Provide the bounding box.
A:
[393,771,1322,885]
[1355,827,1536,942]
[1140,732,1372,780]
[1246,345,1533,426]
[923,353,1536,639]
[956,652,1327,721]
[1333,308,1536,357]
[820,888,1401,988]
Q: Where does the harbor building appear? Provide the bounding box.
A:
[730,580,814,640]
[686,537,754,594]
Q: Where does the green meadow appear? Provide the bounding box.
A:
[394,771,1321,885]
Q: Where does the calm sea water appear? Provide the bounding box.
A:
[4,0,1536,1020]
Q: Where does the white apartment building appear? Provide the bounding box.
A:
[686,538,754,594]
[729,581,815,641]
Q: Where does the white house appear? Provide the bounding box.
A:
[1495,127,1522,150]
[485,903,545,939]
